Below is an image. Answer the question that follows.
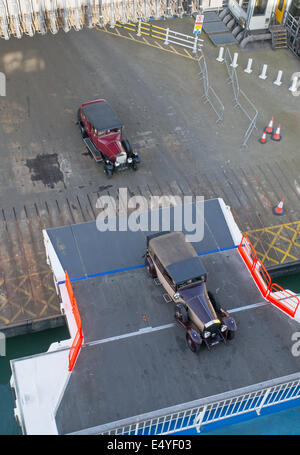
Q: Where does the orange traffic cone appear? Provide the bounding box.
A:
[273,198,285,216]
[272,124,281,142]
[259,131,267,144]
[265,117,274,134]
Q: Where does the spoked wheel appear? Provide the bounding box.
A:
[80,124,88,138]
[186,333,200,353]
[146,261,157,278]
[227,330,235,340]
[175,303,188,323]
[104,167,113,179]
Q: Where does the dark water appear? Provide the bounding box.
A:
[274,274,300,294]
[0,326,69,435]
[1,274,300,435]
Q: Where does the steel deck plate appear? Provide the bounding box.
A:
[208,32,238,46]
[46,199,235,281]
[203,11,221,23]
[203,21,230,34]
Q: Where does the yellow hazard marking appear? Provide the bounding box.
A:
[245,220,300,266]
[97,25,197,60]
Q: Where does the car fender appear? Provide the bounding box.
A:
[104,160,114,171]
[222,315,237,331]
[187,327,202,345]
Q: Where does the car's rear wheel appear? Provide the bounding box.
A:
[145,256,157,278]
[186,333,200,353]
[175,303,188,323]
[227,330,235,340]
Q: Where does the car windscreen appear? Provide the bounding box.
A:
[177,276,205,289]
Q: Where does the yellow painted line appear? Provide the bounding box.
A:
[128,32,138,42]
[154,40,165,49]
[184,48,193,57]
[246,220,300,233]
[0,315,9,324]
[169,44,180,54]
[260,225,284,264]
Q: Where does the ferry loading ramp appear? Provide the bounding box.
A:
[10,199,300,434]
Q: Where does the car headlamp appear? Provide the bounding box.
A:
[115,162,120,167]
[173,292,180,300]
[203,331,211,339]
[127,157,133,163]
[221,324,227,332]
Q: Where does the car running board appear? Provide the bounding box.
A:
[83,137,103,162]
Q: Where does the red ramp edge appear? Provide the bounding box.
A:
[65,270,84,372]
[238,235,299,318]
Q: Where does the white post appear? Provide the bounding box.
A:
[230,52,238,68]
[289,75,298,92]
[164,27,169,45]
[256,388,271,416]
[274,70,283,86]
[136,20,141,37]
[194,406,207,433]
[259,64,268,80]
[193,35,198,54]
[244,58,253,74]
[216,47,224,63]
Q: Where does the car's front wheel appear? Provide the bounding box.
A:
[175,303,188,323]
[227,330,235,340]
[104,166,113,179]
[80,124,88,138]
[186,333,200,353]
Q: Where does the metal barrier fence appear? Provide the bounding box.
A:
[65,270,83,372]
[224,48,258,147]
[0,0,203,40]
[78,372,300,434]
[115,21,225,122]
[238,234,300,318]
[284,12,300,58]
[115,19,204,53]
[196,49,224,123]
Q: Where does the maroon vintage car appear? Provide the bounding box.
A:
[145,231,237,352]
[77,99,140,178]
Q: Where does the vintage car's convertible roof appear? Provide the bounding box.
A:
[166,257,207,285]
[149,231,198,268]
[81,100,123,131]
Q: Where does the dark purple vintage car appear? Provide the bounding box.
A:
[145,231,237,352]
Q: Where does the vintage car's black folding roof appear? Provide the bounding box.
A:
[166,257,207,285]
[149,232,198,268]
[81,100,123,131]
